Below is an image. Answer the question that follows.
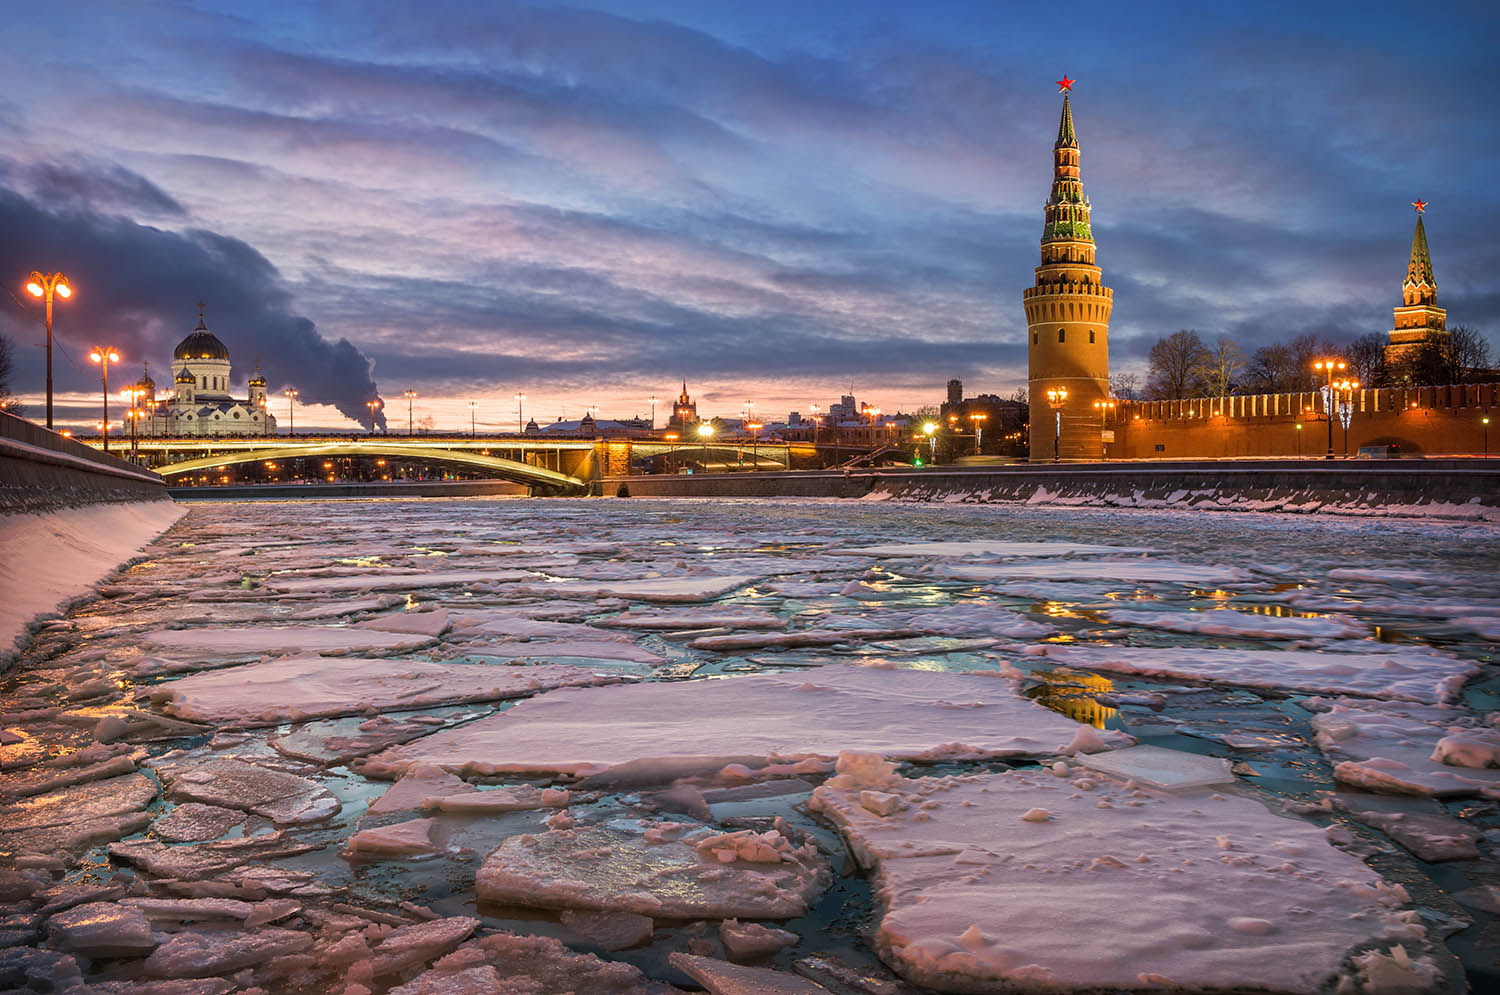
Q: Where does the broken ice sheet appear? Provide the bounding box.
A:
[509,574,762,603]
[158,656,618,725]
[477,818,830,919]
[140,625,439,657]
[931,559,1258,587]
[834,541,1149,559]
[1101,607,1365,639]
[369,664,1132,781]
[155,757,340,825]
[1309,698,1500,798]
[1030,644,1478,704]
[809,752,1437,994]
[1074,744,1234,790]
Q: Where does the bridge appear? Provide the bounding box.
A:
[83,434,839,494]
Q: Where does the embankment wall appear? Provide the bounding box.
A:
[1,410,169,513]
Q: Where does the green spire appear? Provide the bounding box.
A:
[1405,215,1434,294]
[1055,95,1076,149]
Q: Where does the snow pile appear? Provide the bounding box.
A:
[370,664,1132,780]
[477,817,829,919]
[159,656,617,725]
[1309,698,1500,798]
[809,751,1437,993]
[1032,644,1477,703]
[1,500,187,665]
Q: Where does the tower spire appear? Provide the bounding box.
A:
[1056,95,1077,149]
[1404,212,1435,305]
[195,300,207,331]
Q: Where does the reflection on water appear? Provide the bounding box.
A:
[1024,668,1119,728]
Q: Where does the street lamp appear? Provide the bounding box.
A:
[1295,422,1303,458]
[663,431,678,471]
[283,388,298,437]
[697,421,714,469]
[25,271,72,429]
[515,393,526,434]
[89,347,120,453]
[469,400,477,438]
[1312,359,1347,459]
[121,386,146,461]
[922,421,937,464]
[1483,416,1490,457]
[968,412,987,455]
[1092,399,1117,460]
[1045,387,1068,462]
[647,395,658,431]
[747,420,763,470]
[365,399,381,435]
[1331,378,1359,457]
[404,389,418,435]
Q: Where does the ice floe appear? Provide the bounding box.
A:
[159,656,617,725]
[511,574,761,603]
[931,558,1256,586]
[141,624,438,657]
[1309,698,1500,798]
[1030,644,1478,703]
[1101,607,1365,639]
[835,540,1149,559]
[155,757,341,825]
[372,664,1132,780]
[809,751,1438,993]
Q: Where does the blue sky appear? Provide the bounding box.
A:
[2,0,1496,430]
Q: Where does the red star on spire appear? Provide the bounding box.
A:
[1411,198,1428,214]
[1056,75,1074,93]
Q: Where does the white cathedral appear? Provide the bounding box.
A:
[133,306,276,437]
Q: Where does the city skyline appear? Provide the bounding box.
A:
[2,0,1497,432]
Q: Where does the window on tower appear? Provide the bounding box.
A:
[1058,329,1065,343]
[1089,330,1096,343]
[1033,333,1038,345]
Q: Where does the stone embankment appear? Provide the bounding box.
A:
[605,459,1500,521]
[1,410,184,666]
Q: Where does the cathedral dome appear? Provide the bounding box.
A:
[173,306,229,361]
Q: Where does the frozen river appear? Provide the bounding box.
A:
[3,496,1499,994]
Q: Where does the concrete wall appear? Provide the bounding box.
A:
[169,479,529,500]
[605,461,1500,521]
[1,410,169,514]
[1108,383,1498,460]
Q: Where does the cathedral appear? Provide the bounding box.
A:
[131,306,276,437]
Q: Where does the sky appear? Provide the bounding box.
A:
[1,0,1497,433]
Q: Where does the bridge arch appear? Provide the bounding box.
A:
[154,442,589,494]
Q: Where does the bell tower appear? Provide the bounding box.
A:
[1384,201,1447,366]
[1023,77,1112,461]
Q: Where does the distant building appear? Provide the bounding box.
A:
[672,381,698,429]
[136,305,276,437]
[1384,208,1447,366]
[947,379,963,406]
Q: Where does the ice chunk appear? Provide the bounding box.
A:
[160,656,617,725]
[157,758,340,825]
[141,625,438,657]
[593,607,784,630]
[511,574,761,603]
[934,559,1254,586]
[354,608,452,637]
[1036,645,1477,704]
[669,953,830,994]
[368,764,475,815]
[344,818,440,859]
[372,664,1132,781]
[263,569,534,594]
[1103,608,1364,639]
[1075,745,1235,791]
[47,902,158,957]
[476,820,829,919]
[1333,797,1480,862]
[151,803,243,842]
[423,784,573,814]
[144,928,314,978]
[809,763,1428,993]
[719,919,799,961]
[0,772,157,834]
[559,909,654,951]
[1310,699,1500,798]
[388,931,667,994]
[834,541,1148,559]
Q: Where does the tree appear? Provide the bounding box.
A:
[1109,372,1139,400]
[1344,332,1388,388]
[0,333,25,418]
[1286,334,1340,393]
[1243,343,1295,394]
[1193,335,1243,397]
[1144,329,1209,399]
[1391,326,1496,386]
[912,404,941,426]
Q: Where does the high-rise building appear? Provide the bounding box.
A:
[1384,205,1447,366]
[1023,85,1112,461]
[672,381,698,429]
[946,379,963,406]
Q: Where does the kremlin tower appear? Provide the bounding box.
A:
[1384,202,1447,366]
[1023,78,1112,461]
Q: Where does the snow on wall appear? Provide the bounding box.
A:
[1,500,187,667]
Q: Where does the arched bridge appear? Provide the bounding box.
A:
[153,442,590,495]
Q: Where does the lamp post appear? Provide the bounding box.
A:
[1483,416,1490,457]
[697,421,714,470]
[968,412,987,455]
[1045,387,1068,462]
[469,400,477,438]
[515,393,526,434]
[1312,359,1348,459]
[25,271,72,430]
[1332,378,1358,457]
[747,421,762,470]
[647,395,658,431]
[922,421,937,464]
[89,347,120,453]
[366,399,381,435]
[404,389,418,435]
[1295,422,1302,459]
[121,386,146,461]
[283,388,298,437]
[663,431,678,471]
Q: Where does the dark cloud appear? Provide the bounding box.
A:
[0,181,385,426]
[0,157,184,217]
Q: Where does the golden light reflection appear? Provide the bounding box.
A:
[1026,668,1118,728]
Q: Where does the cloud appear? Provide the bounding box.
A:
[0,180,385,427]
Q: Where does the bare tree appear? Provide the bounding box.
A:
[1144,330,1209,399]
[1243,343,1294,394]
[1109,372,1139,400]
[1344,332,1388,387]
[1392,326,1496,386]
[1451,326,1496,382]
[1193,336,1243,397]
[0,333,25,417]
[1287,334,1340,392]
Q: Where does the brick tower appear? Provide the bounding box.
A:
[1384,203,1447,366]
[1023,82,1112,461]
